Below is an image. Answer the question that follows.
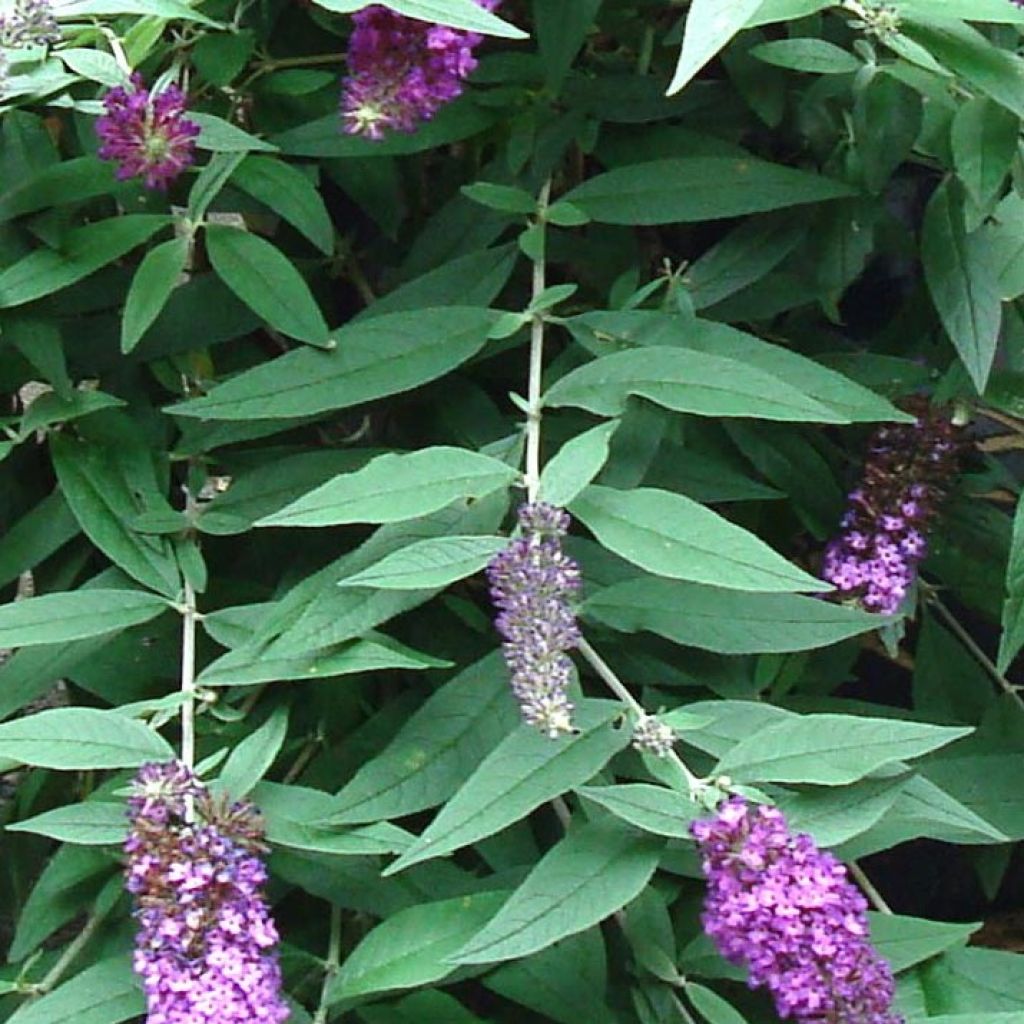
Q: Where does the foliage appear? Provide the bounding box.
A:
[0,0,1023,1022]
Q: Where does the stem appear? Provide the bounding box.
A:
[312,905,342,1024]
[576,637,706,799]
[29,905,106,995]
[925,588,1024,711]
[849,862,893,915]
[180,576,197,772]
[524,180,552,504]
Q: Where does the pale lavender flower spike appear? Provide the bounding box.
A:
[692,797,904,1024]
[95,74,200,190]
[125,761,290,1024]
[340,0,500,139]
[486,502,581,738]
[0,0,60,48]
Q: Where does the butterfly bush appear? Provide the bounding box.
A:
[0,0,59,93]
[692,797,903,1024]
[486,502,581,737]
[340,0,499,139]
[125,761,289,1024]
[821,401,959,614]
[95,74,200,189]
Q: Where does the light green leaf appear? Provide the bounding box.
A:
[259,448,516,528]
[121,237,188,353]
[0,589,167,648]
[338,535,506,590]
[778,775,907,847]
[562,157,855,225]
[217,704,289,799]
[6,957,143,1024]
[381,0,525,36]
[869,913,978,973]
[570,486,828,593]
[539,421,619,506]
[667,0,764,95]
[577,783,698,838]
[0,707,173,769]
[8,802,127,845]
[205,224,330,347]
[190,111,278,152]
[451,820,662,965]
[384,700,630,874]
[168,307,496,420]
[0,216,170,308]
[323,652,519,825]
[545,346,843,423]
[327,891,511,1003]
[998,490,1024,673]
[686,983,750,1024]
[951,97,1018,207]
[585,577,885,653]
[715,714,972,785]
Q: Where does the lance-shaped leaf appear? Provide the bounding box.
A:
[259,448,517,528]
[451,820,663,965]
[577,784,699,839]
[667,0,764,96]
[5,956,144,1024]
[571,486,828,593]
[384,700,630,874]
[8,802,127,845]
[338,535,506,590]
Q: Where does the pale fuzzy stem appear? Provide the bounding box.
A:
[524,179,552,504]
[849,861,893,915]
[180,576,197,773]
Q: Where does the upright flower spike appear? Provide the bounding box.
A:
[486,502,581,738]
[692,797,904,1024]
[340,0,499,139]
[821,400,959,615]
[125,761,290,1024]
[95,74,200,190]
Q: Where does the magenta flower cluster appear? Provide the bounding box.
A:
[692,798,902,1024]
[486,502,581,738]
[125,761,290,1024]
[822,400,958,615]
[95,74,200,190]
[340,0,498,139]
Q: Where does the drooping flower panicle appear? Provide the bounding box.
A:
[822,400,959,615]
[486,502,581,738]
[0,0,59,48]
[95,74,200,190]
[125,761,290,1024]
[692,797,903,1024]
[340,0,498,139]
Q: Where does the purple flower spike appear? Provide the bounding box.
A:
[822,399,959,615]
[340,0,499,139]
[96,74,200,190]
[486,502,581,737]
[692,798,904,1024]
[125,761,290,1024]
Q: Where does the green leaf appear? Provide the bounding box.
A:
[205,224,330,347]
[577,783,699,838]
[562,157,855,225]
[715,713,972,785]
[451,820,662,965]
[54,0,219,22]
[5,957,143,1024]
[545,346,844,423]
[777,775,907,847]
[338,535,506,590]
[51,433,180,597]
[327,891,511,1003]
[998,491,1024,672]
[0,156,115,223]
[0,707,173,769]
[0,215,169,308]
[187,151,247,221]
[190,111,278,152]
[233,156,334,254]
[922,180,1002,393]
[168,307,496,420]
[852,74,923,195]
[259,448,516,528]
[539,421,618,506]
[217,704,289,799]
[0,589,167,647]
[951,97,1018,207]
[198,633,447,687]
[584,577,888,654]
[667,0,764,95]
[121,237,189,353]
[0,489,79,590]
[533,0,603,92]
[462,182,537,215]
[686,983,750,1024]
[8,802,127,845]
[869,913,977,973]
[751,38,859,73]
[384,700,630,874]
[570,485,827,593]
[380,0,526,36]
[323,652,519,824]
